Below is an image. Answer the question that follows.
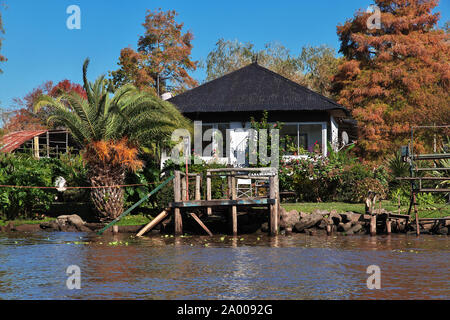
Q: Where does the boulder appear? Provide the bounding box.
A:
[57,214,85,228]
[294,213,323,232]
[280,208,300,230]
[329,210,341,225]
[435,226,449,235]
[316,218,329,230]
[337,222,353,232]
[347,223,363,234]
[311,209,330,217]
[340,212,361,224]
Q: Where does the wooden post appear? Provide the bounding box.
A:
[370,215,376,236]
[33,136,40,159]
[326,224,332,236]
[413,192,420,236]
[46,131,50,158]
[136,209,169,237]
[181,175,187,201]
[195,175,201,201]
[269,175,279,236]
[206,173,212,215]
[231,175,237,236]
[386,219,392,235]
[174,171,182,235]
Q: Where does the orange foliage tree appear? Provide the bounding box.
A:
[110,8,198,96]
[4,80,86,132]
[332,0,450,161]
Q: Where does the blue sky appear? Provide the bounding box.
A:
[0,0,448,110]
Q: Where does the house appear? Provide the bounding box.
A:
[166,62,356,167]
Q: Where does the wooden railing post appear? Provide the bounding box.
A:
[174,171,182,235]
[195,175,201,201]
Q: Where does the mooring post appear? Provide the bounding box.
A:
[386,218,392,234]
[206,172,212,216]
[370,214,376,236]
[174,170,182,235]
[269,175,279,236]
[231,175,238,236]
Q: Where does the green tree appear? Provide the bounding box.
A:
[35,59,190,222]
[205,39,339,97]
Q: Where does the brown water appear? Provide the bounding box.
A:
[0,231,448,300]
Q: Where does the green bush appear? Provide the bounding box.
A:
[0,154,56,219]
[0,153,90,220]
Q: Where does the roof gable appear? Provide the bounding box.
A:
[169,63,349,115]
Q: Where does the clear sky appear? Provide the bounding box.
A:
[0,0,448,110]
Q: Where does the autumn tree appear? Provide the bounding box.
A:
[332,0,450,161]
[110,8,198,96]
[3,80,86,132]
[205,39,339,97]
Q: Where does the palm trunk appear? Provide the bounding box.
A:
[89,165,126,222]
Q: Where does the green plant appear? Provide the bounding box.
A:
[0,154,56,220]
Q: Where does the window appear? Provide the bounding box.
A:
[280,123,325,155]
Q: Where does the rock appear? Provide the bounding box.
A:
[305,229,316,236]
[280,209,300,230]
[311,209,330,217]
[316,218,328,230]
[340,212,361,223]
[338,222,353,232]
[329,210,341,225]
[57,214,85,228]
[299,212,309,219]
[347,223,363,234]
[294,213,323,232]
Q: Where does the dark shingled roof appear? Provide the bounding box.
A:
[169,62,349,115]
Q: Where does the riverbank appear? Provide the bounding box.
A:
[1,203,449,236]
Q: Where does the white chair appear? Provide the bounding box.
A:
[237,179,252,198]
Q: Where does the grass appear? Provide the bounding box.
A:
[0,216,55,227]
[115,214,151,226]
[282,201,449,218]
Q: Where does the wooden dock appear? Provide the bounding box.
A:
[138,168,280,237]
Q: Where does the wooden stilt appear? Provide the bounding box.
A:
[112,225,119,234]
[136,210,169,237]
[174,171,183,235]
[386,219,392,234]
[370,215,376,236]
[231,176,237,236]
[189,212,213,236]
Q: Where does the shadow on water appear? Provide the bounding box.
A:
[0,231,448,299]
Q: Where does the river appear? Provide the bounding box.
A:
[0,232,448,299]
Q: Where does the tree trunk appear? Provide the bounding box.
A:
[88,165,126,222]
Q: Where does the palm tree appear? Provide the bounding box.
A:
[34,58,190,222]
